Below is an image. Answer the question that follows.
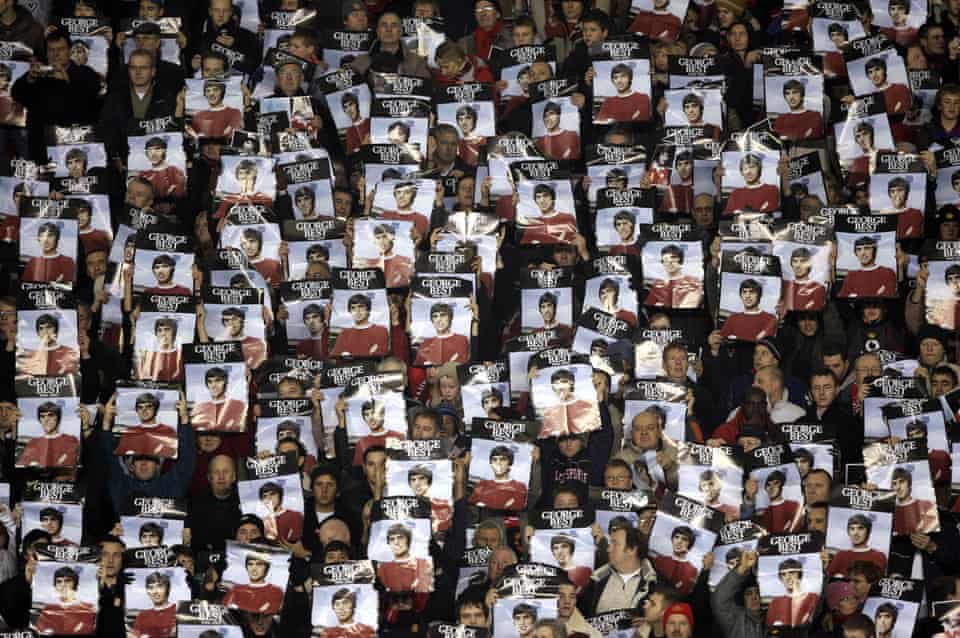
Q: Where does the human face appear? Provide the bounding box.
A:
[581,21,606,46]
[512,25,535,46]
[604,465,632,489]
[374,230,394,254]
[662,251,682,276]
[642,593,666,622]
[740,286,760,310]
[798,314,818,336]
[855,354,881,384]
[612,70,631,93]
[209,0,233,26]
[741,160,761,184]
[631,413,660,449]
[246,559,268,582]
[388,531,410,557]
[665,615,691,638]
[806,507,827,532]
[804,472,830,503]
[823,354,847,382]
[155,323,175,347]
[553,491,579,509]
[683,100,702,123]
[362,404,384,430]
[848,520,869,546]
[791,255,811,278]
[728,24,749,52]
[921,337,945,366]
[931,372,957,397]
[854,127,873,150]
[888,3,907,25]
[529,62,552,83]
[344,9,367,30]
[395,186,416,209]
[126,180,153,208]
[475,1,499,29]
[66,154,86,178]
[779,569,801,592]
[875,611,895,634]
[40,514,62,535]
[692,196,714,227]
[676,158,693,181]
[54,576,77,602]
[349,301,370,324]
[889,184,907,208]
[543,108,560,131]
[147,580,169,604]
[810,374,837,409]
[201,57,226,77]
[47,38,70,68]
[312,474,337,507]
[276,64,303,95]
[539,300,556,323]
[153,261,173,284]
[490,454,512,479]
[892,475,910,499]
[100,541,123,579]
[784,86,803,110]
[127,53,156,90]
[224,313,244,337]
[459,603,486,626]
[671,533,690,554]
[614,216,633,240]
[513,613,535,636]
[699,478,720,502]
[868,64,886,86]
[377,14,401,46]
[140,530,161,548]
[764,479,783,501]
[206,375,226,399]
[408,473,430,497]
[261,491,281,511]
[133,457,159,480]
[552,377,573,401]
[333,597,355,623]
[39,409,59,434]
[558,435,582,458]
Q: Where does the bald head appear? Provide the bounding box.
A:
[753,365,784,403]
[318,517,351,546]
[208,454,237,498]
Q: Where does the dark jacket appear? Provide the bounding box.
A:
[98,81,179,159]
[0,6,44,56]
[188,488,242,554]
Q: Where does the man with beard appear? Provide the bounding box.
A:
[361,223,413,288]
[838,235,898,298]
[140,137,186,199]
[469,445,528,510]
[132,571,177,638]
[827,514,888,576]
[520,183,578,245]
[341,91,369,154]
[17,313,79,376]
[378,181,429,238]
[189,79,243,138]
[375,523,433,592]
[144,254,192,296]
[629,0,682,40]
[766,558,818,627]
[596,63,651,123]
[413,302,470,366]
[19,402,80,467]
[724,154,780,215]
[782,247,827,311]
[891,466,938,534]
[407,465,451,533]
[136,317,183,382]
[23,221,76,283]
[223,553,284,614]
[35,566,97,634]
[258,481,303,543]
[646,244,703,309]
[331,293,390,358]
[115,393,178,458]
[718,279,777,342]
[540,369,600,437]
[772,79,824,140]
[653,526,698,595]
[879,176,924,238]
[190,367,247,431]
[321,588,375,638]
[534,101,580,160]
[549,535,591,589]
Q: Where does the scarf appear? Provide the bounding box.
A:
[474,20,502,61]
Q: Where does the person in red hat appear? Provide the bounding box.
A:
[662,603,694,638]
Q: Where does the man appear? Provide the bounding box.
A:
[407,465,451,533]
[294,303,326,360]
[864,55,912,114]
[331,294,390,358]
[772,79,823,140]
[256,481,303,543]
[115,393,178,458]
[292,186,320,220]
[455,105,485,166]
[607,210,640,256]
[874,602,898,638]
[880,176,923,238]
[139,522,165,547]
[541,369,600,437]
[532,292,572,341]
[379,181,429,238]
[17,313,80,376]
[469,445,528,510]
[663,604,694,638]
[646,245,703,309]
[19,402,80,467]
[35,566,97,635]
[75,201,110,255]
[140,137,186,199]
[557,580,600,638]
[38,507,73,545]
[629,0,682,40]
[535,101,580,160]
[879,0,917,47]
[754,365,806,424]
[375,523,433,592]
[219,307,267,370]
[341,91,369,155]
[549,535,591,589]
[677,92,721,140]
[824,22,849,77]
[653,526,699,595]
[596,63,651,123]
[838,235,898,298]
[760,470,801,533]
[240,228,282,286]
[349,399,405,466]
[136,317,182,382]
[321,588,375,638]
[413,302,470,366]
[698,470,738,520]
[782,247,826,311]
[132,571,177,638]
[144,254,192,296]
[190,367,247,431]
[661,150,694,214]
[724,154,780,215]
[512,604,537,638]
[891,466,938,535]
[361,223,413,288]
[520,183,579,244]
[596,278,638,325]
[766,558,818,626]
[827,514,887,576]
[222,553,284,614]
[718,279,777,342]
[23,221,76,283]
[189,79,243,138]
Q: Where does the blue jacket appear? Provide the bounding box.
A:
[101,425,196,511]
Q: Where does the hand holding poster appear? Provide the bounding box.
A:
[718,249,782,342]
[221,541,290,614]
[368,496,434,592]
[31,559,98,635]
[757,532,824,628]
[529,349,601,438]
[647,491,721,595]
[468,419,537,511]
[824,487,893,578]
